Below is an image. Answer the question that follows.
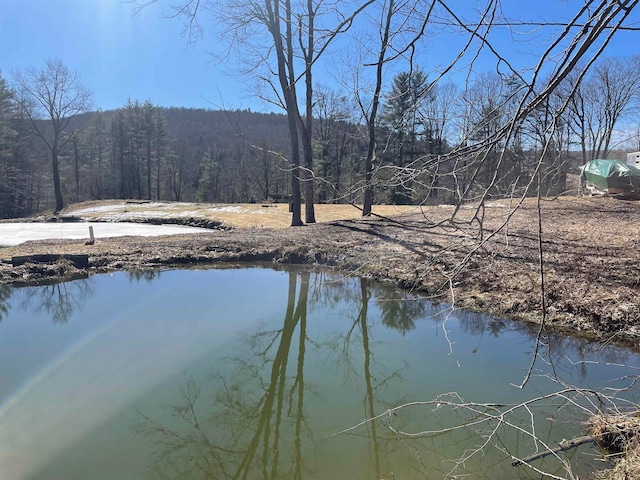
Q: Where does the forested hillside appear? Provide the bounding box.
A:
[2,55,639,219]
[0,92,374,217]
[0,101,299,217]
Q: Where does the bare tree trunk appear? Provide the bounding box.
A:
[302,0,316,223]
[156,139,161,200]
[73,137,81,202]
[52,148,64,212]
[146,134,152,200]
[363,0,394,216]
[287,116,304,226]
[263,0,304,226]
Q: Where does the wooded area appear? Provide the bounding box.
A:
[2,1,639,227]
[2,51,639,220]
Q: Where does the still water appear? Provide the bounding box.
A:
[0,267,638,479]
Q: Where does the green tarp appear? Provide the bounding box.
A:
[579,159,640,194]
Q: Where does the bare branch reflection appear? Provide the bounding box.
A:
[0,285,13,322]
[128,270,163,284]
[18,278,93,324]
[131,269,638,479]
[134,270,311,479]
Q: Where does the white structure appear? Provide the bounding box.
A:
[627,151,640,168]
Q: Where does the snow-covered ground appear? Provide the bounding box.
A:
[65,204,129,215]
[64,202,267,221]
[65,203,201,221]
[0,222,210,247]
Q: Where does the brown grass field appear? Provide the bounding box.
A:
[61,200,425,228]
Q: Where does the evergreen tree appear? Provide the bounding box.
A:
[0,70,21,217]
[196,148,221,202]
[383,69,430,204]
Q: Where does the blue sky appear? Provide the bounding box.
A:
[1,0,237,110]
[1,0,639,113]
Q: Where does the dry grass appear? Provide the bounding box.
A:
[596,446,640,480]
[591,414,640,454]
[591,413,640,480]
[607,447,640,479]
[61,200,428,229]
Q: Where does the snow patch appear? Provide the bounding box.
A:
[462,203,506,209]
[68,202,199,217]
[66,204,127,215]
[207,206,249,213]
[0,223,210,247]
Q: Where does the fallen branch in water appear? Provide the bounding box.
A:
[512,435,595,467]
[514,412,640,468]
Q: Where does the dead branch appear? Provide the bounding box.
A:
[512,435,596,467]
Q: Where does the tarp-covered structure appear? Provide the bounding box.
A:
[579,159,640,195]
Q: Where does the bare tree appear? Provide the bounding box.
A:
[351,0,398,216]
[138,0,374,225]
[313,86,356,202]
[12,58,92,212]
[564,56,640,162]
[253,0,306,225]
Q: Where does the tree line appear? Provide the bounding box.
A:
[1,52,640,219]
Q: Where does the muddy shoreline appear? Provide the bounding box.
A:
[2,196,640,349]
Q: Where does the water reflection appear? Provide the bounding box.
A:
[0,267,638,480]
[132,269,640,479]
[134,272,422,479]
[375,288,427,334]
[1,270,161,325]
[456,306,637,382]
[0,285,11,321]
[135,271,311,479]
[20,281,93,324]
[457,308,508,339]
[357,278,393,478]
[0,279,95,324]
[0,270,167,326]
[127,270,162,284]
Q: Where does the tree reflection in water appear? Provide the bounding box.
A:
[16,278,93,324]
[128,270,163,284]
[134,271,429,479]
[0,270,159,325]
[134,270,311,479]
[374,288,426,334]
[456,307,636,381]
[0,285,12,321]
[131,268,634,479]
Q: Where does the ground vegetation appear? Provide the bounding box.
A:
[2,196,639,349]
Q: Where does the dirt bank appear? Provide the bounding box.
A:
[2,196,640,347]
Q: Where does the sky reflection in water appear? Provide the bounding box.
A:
[0,267,638,480]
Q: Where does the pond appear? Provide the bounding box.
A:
[0,267,638,479]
